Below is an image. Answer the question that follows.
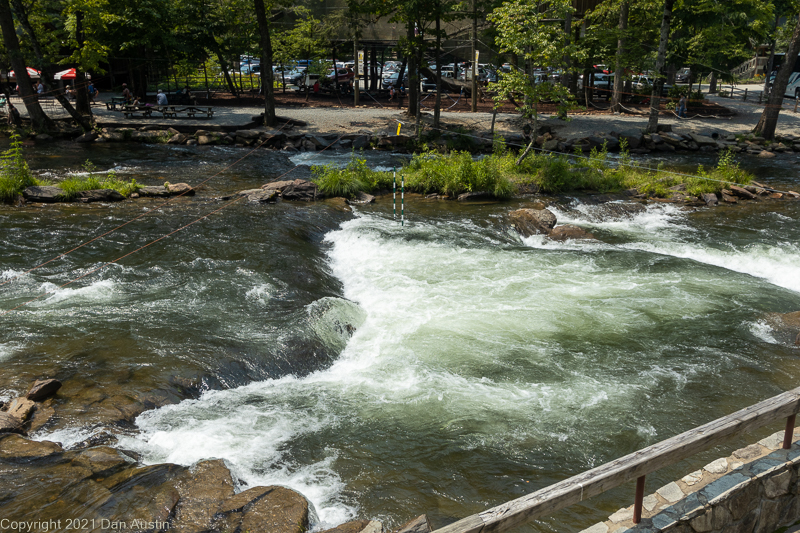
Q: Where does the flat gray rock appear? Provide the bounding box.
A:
[22,186,65,203]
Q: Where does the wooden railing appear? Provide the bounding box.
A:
[431,387,800,533]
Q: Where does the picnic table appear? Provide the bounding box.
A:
[117,105,214,119]
[121,104,153,118]
[106,97,127,110]
[180,106,214,119]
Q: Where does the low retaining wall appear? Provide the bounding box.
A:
[580,429,800,533]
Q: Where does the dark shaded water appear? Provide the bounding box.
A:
[1,141,800,531]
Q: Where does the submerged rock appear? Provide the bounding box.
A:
[548,224,596,241]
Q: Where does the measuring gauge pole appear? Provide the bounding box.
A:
[393,169,396,219]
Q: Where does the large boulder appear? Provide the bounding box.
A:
[508,208,557,237]
[22,186,65,203]
[281,179,321,201]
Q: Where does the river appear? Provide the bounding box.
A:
[1,141,800,532]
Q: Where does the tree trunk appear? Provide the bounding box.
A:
[611,1,628,112]
[646,0,676,133]
[214,45,238,96]
[253,0,276,127]
[561,11,572,91]
[0,0,53,131]
[471,0,477,113]
[73,12,91,115]
[434,9,441,130]
[763,14,780,96]
[407,20,417,118]
[754,11,800,139]
[708,71,717,94]
[8,0,90,128]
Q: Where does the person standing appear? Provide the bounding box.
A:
[677,95,687,118]
[121,83,132,104]
[88,82,98,103]
[156,89,168,106]
[36,81,44,95]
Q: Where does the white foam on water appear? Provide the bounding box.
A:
[35,278,117,305]
[0,342,17,362]
[750,320,780,344]
[33,427,98,448]
[550,201,691,238]
[1,269,25,281]
[620,240,800,294]
[545,202,800,294]
[246,283,275,304]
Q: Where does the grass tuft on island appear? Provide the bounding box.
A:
[312,144,752,200]
[0,135,141,203]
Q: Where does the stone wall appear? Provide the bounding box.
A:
[580,429,800,533]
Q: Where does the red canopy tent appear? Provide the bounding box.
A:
[54,68,90,81]
[7,67,41,79]
[54,68,76,80]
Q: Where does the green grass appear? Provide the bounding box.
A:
[311,144,753,201]
[57,170,142,200]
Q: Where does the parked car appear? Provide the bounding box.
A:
[325,68,355,84]
[675,68,691,84]
[421,77,437,92]
[383,72,409,89]
[241,62,260,75]
[287,68,308,86]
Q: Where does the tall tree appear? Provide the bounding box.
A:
[611,1,628,112]
[489,0,578,163]
[754,10,800,139]
[646,0,675,133]
[0,0,53,131]
[253,0,276,127]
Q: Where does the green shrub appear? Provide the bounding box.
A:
[0,133,37,203]
[311,153,389,197]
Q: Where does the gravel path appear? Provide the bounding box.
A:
[11,84,800,141]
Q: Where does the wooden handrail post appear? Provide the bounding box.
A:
[633,475,646,523]
[744,88,747,101]
[783,414,796,449]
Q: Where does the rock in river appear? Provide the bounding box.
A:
[508,208,557,237]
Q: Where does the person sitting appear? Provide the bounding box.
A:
[121,83,132,104]
[312,80,320,96]
[156,89,168,106]
[65,85,75,99]
[181,86,196,105]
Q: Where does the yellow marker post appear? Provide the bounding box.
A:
[396,123,402,135]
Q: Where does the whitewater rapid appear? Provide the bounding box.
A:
[71,201,800,530]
